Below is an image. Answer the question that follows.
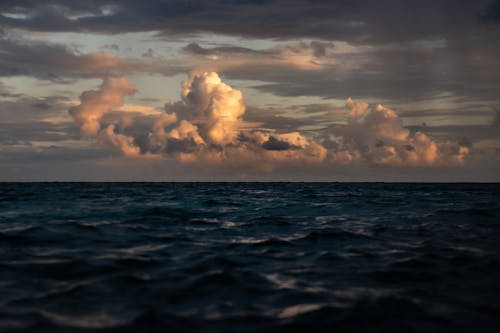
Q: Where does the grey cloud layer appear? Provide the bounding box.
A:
[0,37,122,80]
[1,0,499,102]
[0,1,498,43]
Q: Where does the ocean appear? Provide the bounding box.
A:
[1,182,499,332]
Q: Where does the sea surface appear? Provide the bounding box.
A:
[0,183,499,332]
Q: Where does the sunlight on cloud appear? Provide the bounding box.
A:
[327,98,469,166]
[68,71,469,170]
[70,76,135,138]
[181,71,245,145]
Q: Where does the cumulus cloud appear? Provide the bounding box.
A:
[170,72,327,169]
[181,72,245,145]
[68,76,152,158]
[168,120,205,146]
[98,124,142,158]
[328,98,469,166]
[148,113,179,152]
[69,76,135,138]
[68,72,469,170]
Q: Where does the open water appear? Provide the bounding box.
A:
[0,183,499,332]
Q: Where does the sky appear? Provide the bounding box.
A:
[0,0,499,181]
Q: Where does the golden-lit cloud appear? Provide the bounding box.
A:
[68,72,469,170]
[68,76,152,158]
[98,124,142,158]
[69,76,135,138]
[329,98,469,166]
[181,71,245,145]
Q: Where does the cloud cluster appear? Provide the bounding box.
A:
[69,71,469,170]
[327,99,469,166]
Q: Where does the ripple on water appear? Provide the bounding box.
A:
[0,183,499,332]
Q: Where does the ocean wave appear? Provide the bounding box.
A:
[0,183,499,332]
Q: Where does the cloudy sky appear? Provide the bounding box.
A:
[0,0,499,181]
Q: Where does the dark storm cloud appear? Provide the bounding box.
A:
[0,0,497,44]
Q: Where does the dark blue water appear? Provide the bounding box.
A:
[1,183,499,332]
